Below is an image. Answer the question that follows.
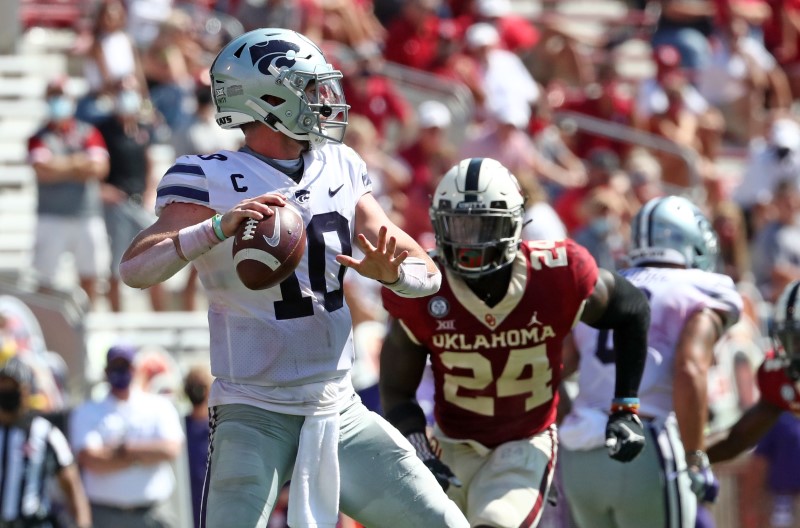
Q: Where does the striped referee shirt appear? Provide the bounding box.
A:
[0,414,74,522]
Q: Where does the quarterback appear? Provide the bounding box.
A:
[380,158,650,527]
[120,28,467,528]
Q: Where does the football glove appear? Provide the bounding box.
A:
[686,451,719,503]
[605,410,646,462]
[406,431,462,492]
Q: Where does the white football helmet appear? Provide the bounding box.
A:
[773,280,800,380]
[430,158,526,278]
[210,28,349,149]
[628,196,719,272]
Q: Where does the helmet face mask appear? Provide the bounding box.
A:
[430,158,525,278]
[210,28,349,149]
[628,196,719,271]
[773,281,800,381]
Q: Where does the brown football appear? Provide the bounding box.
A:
[231,203,306,290]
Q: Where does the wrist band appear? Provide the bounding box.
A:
[212,214,227,241]
[610,397,640,414]
[379,257,441,298]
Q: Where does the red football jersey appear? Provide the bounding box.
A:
[757,350,800,414]
[382,239,598,448]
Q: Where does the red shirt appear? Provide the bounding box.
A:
[757,351,800,413]
[382,240,598,447]
[383,15,442,70]
[344,75,412,139]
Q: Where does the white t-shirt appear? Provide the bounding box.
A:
[635,78,709,119]
[698,35,778,105]
[69,391,185,506]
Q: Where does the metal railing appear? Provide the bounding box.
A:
[552,109,704,199]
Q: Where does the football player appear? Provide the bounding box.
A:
[379,157,650,528]
[706,278,800,463]
[559,196,743,528]
[119,29,468,528]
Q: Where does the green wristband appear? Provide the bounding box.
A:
[212,214,227,241]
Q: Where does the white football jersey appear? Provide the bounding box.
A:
[569,267,743,421]
[155,143,372,389]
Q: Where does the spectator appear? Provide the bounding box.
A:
[650,0,715,84]
[78,0,149,125]
[183,364,212,528]
[97,78,166,312]
[636,44,724,187]
[554,147,622,234]
[557,63,638,159]
[397,100,458,246]
[456,0,540,55]
[428,20,487,110]
[125,0,175,50]
[140,8,204,133]
[458,103,540,189]
[762,0,800,98]
[571,187,629,270]
[750,179,800,302]
[698,10,792,144]
[233,0,322,37]
[712,200,752,283]
[382,0,444,71]
[70,345,185,528]
[519,173,568,242]
[341,42,416,151]
[28,78,111,308]
[0,357,92,528]
[464,22,540,120]
[733,115,800,236]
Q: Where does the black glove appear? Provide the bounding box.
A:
[686,450,719,503]
[406,431,462,492]
[605,410,646,462]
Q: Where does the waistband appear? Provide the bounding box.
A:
[91,502,157,514]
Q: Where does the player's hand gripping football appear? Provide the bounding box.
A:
[406,431,462,492]
[686,451,719,503]
[336,225,408,283]
[218,193,287,237]
[605,410,646,462]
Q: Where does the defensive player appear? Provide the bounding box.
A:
[559,196,743,528]
[379,157,650,528]
[119,29,468,528]
[706,279,800,463]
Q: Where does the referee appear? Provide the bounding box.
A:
[0,357,91,528]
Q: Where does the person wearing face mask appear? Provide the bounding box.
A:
[27,76,111,308]
[0,357,92,528]
[182,364,212,528]
[96,79,166,312]
[69,345,185,528]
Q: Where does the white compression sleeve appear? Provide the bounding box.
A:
[120,238,190,289]
[381,257,442,298]
[120,219,223,288]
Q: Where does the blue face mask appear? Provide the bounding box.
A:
[107,367,133,390]
[115,90,141,115]
[47,96,74,121]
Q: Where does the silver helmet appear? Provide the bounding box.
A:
[430,158,526,278]
[773,280,800,380]
[209,28,349,149]
[629,196,719,271]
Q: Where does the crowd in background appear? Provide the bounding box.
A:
[7,0,800,527]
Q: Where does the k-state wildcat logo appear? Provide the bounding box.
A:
[428,297,449,318]
[294,189,310,203]
[249,39,300,77]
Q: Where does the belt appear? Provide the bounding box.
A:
[91,502,156,514]
[0,518,51,528]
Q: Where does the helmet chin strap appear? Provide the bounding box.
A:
[244,99,326,149]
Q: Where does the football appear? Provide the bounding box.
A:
[231,203,306,290]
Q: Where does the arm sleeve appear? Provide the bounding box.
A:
[589,270,650,399]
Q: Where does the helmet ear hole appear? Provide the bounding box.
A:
[262,95,286,106]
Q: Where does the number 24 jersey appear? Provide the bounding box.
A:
[382,239,598,448]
